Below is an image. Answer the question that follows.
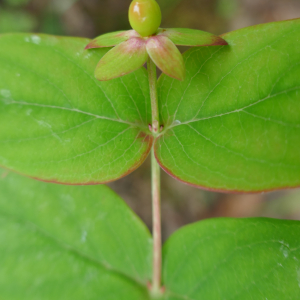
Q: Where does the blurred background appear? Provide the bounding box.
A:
[1,0,300,240]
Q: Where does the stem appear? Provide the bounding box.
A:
[147,57,162,296]
[147,57,159,134]
[151,147,161,296]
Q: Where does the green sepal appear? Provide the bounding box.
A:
[95,38,148,81]
[85,30,140,49]
[157,28,228,47]
[146,36,185,81]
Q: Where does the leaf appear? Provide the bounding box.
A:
[146,36,185,81]
[157,28,228,47]
[162,218,300,300]
[95,38,148,81]
[156,18,300,192]
[0,168,152,299]
[85,30,139,49]
[0,33,152,184]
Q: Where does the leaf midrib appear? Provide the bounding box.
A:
[163,85,300,131]
[0,99,139,127]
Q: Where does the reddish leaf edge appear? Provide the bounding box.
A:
[85,40,104,50]
[153,137,300,194]
[0,134,153,186]
[209,35,228,46]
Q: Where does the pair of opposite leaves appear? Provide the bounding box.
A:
[0,18,299,192]
[1,168,300,300]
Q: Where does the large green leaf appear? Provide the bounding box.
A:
[0,168,152,299]
[162,218,300,300]
[156,18,300,192]
[0,33,152,184]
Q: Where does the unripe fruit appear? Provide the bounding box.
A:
[129,0,162,37]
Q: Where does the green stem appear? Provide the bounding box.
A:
[147,57,162,296]
[147,57,159,134]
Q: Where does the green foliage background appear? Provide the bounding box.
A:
[0,0,300,298]
[0,0,299,239]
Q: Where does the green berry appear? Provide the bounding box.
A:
[129,0,162,37]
